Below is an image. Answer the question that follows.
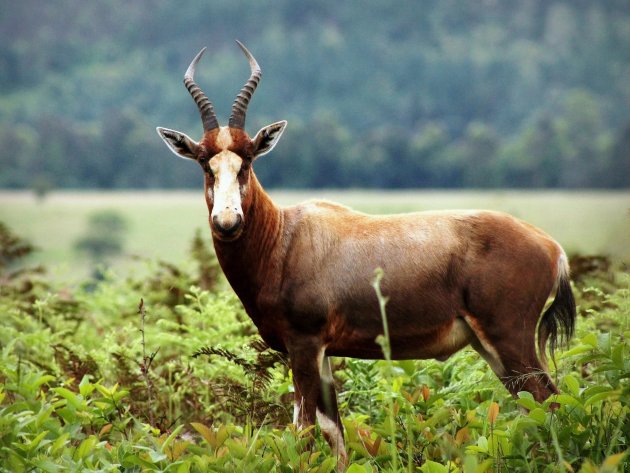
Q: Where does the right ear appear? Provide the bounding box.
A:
[156,127,199,160]
[251,120,288,159]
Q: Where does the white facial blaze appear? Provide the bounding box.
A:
[215,126,233,149]
[209,146,244,233]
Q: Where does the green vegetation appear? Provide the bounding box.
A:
[73,210,128,264]
[1,212,629,471]
[1,1,629,190]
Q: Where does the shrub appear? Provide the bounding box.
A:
[74,210,128,263]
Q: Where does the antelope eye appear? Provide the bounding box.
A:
[198,156,209,168]
[238,164,250,179]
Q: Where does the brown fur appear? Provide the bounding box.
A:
[210,182,566,363]
[212,162,568,364]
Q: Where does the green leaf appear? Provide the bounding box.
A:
[611,343,625,368]
[563,374,580,397]
[51,433,70,454]
[33,458,63,473]
[149,449,168,463]
[346,464,370,473]
[52,387,82,410]
[313,456,337,473]
[224,439,247,459]
[75,435,98,460]
[582,333,598,348]
[596,332,612,355]
[24,430,49,452]
[161,424,185,453]
[583,385,614,398]
[551,394,581,408]
[94,384,113,398]
[420,460,449,473]
[602,451,627,470]
[463,455,493,473]
[561,344,594,357]
[176,461,191,473]
[79,376,95,397]
[528,408,547,425]
[31,375,56,390]
[122,453,159,469]
[190,422,215,446]
[113,389,129,402]
[190,422,229,450]
[463,454,479,473]
[396,359,416,377]
[35,405,55,428]
[584,389,619,406]
[516,391,537,411]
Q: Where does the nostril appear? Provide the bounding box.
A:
[222,216,242,236]
[212,214,242,237]
[230,214,243,231]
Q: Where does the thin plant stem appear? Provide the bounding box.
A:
[139,298,155,427]
[372,268,399,472]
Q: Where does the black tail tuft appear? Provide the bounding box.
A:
[538,269,576,365]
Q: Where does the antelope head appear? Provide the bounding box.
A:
[157,41,287,241]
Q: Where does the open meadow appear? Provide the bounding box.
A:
[1,189,629,472]
[1,190,629,280]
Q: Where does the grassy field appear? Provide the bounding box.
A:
[0,190,629,280]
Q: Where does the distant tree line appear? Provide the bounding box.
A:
[1,0,628,190]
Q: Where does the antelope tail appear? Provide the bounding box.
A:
[538,254,577,369]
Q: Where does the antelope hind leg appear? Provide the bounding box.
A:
[317,355,347,471]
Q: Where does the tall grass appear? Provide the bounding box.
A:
[372,268,399,471]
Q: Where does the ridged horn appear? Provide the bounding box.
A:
[228,40,262,130]
[184,47,219,132]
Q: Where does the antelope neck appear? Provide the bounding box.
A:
[212,174,284,297]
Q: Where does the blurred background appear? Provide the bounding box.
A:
[1,0,629,191]
[1,0,629,276]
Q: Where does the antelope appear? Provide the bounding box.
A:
[157,41,576,468]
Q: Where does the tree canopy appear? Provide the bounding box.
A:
[1,0,628,189]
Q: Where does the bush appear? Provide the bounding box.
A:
[74,210,128,263]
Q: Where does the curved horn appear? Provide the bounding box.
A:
[184,47,220,132]
[228,40,262,130]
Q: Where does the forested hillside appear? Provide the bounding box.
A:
[1,0,629,189]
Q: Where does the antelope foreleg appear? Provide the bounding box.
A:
[289,339,322,430]
[289,340,348,470]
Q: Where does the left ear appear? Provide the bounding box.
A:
[156,127,200,160]
[251,120,287,159]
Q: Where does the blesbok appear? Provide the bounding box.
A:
[156,41,576,466]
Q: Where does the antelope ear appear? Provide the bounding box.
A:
[156,127,199,160]
[251,120,287,159]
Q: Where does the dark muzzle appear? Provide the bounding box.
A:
[212,214,243,239]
